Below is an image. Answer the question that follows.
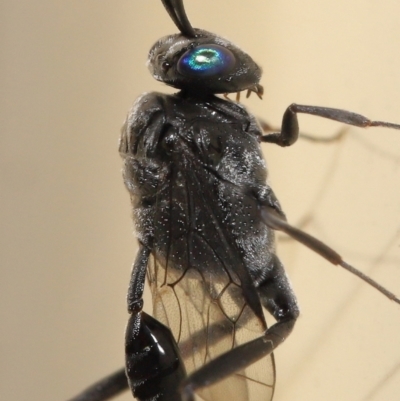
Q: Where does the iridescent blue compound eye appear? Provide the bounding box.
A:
[177,44,236,77]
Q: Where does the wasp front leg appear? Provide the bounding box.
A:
[125,245,189,401]
[261,103,400,147]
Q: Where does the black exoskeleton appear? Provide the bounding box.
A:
[120,20,299,399]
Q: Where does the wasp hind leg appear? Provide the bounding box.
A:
[181,254,299,401]
[66,368,128,401]
[125,245,189,401]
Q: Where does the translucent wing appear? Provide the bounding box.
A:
[146,157,275,401]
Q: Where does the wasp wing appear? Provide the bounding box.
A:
[147,158,275,401]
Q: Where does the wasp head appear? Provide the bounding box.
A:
[148,0,262,96]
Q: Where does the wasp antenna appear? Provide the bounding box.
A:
[161,0,196,37]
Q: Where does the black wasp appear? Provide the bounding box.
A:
[68,1,400,401]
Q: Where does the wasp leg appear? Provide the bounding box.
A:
[125,245,189,401]
[260,103,400,147]
[257,254,300,324]
[66,368,128,401]
[258,117,348,144]
[262,206,400,305]
[181,257,299,401]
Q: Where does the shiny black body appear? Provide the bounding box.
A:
[119,21,400,399]
[121,92,276,284]
[120,90,298,401]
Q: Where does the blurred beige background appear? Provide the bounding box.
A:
[1,1,400,401]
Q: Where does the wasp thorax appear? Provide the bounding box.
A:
[147,29,262,95]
